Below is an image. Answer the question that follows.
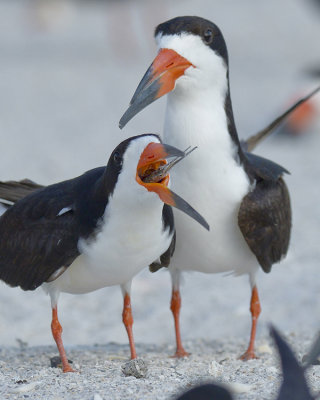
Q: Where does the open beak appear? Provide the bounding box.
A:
[119,49,193,129]
[136,142,209,231]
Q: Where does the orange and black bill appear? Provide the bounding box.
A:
[119,49,193,129]
[137,142,209,231]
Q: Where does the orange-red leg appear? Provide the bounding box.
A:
[170,289,189,358]
[122,293,137,359]
[51,307,75,372]
[240,285,261,360]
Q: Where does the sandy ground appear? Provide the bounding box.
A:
[0,335,319,400]
[0,0,320,398]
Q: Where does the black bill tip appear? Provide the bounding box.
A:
[171,189,210,231]
[119,66,159,129]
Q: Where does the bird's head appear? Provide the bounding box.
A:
[108,134,209,230]
[119,16,229,129]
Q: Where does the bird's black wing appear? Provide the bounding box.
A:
[149,232,176,273]
[237,89,319,272]
[149,204,175,272]
[238,154,291,273]
[0,168,105,291]
[244,152,289,181]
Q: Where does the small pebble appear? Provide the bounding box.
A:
[302,354,320,365]
[267,366,278,374]
[121,359,148,379]
[93,394,103,400]
[208,360,224,376]
[257,343,273,354]
[226,382,252,394]
[11,381,40,393]
[15,379,28,384]
[50,356,73,369]
[16,338,28,350]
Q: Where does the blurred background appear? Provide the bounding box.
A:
[0,0,319,350]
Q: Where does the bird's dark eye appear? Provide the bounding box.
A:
[203,28,214,44]
[113,151,122,166]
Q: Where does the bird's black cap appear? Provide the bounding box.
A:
[155,16,228,65]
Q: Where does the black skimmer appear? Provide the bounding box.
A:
[119,16,296,360]
[0,134,209,372]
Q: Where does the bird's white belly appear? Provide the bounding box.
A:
[165,131,257,276]
[173,208,257,276]
[48,206,172,294]
[171,164,257,275]
[163,90,258,276]
[171,159,257,275]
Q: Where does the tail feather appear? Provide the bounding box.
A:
[0,179,43,204]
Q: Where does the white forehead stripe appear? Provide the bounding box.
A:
[155,32,222,70]
[119,135,161,183]
[124,135,161,164]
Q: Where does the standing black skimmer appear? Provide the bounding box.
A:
[119,16,294,360]
[0,134,209,372]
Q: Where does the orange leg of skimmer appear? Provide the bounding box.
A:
[122,293,137,359]
[51,306,75,372]
[239,285,261,360]
[170,289,190,358]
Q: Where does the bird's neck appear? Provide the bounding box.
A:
[106,173,164,223]
[163,77,243,165]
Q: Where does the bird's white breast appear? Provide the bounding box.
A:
[49,195,172,294]
[164,87,257,276]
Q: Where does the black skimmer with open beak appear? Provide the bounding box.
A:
[0,134,208,372]
[120,16,295,360]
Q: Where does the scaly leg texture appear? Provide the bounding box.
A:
[240,285,261,360]
[122,293,137,359]
[51,306,75,372]
[170,288,189,358]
